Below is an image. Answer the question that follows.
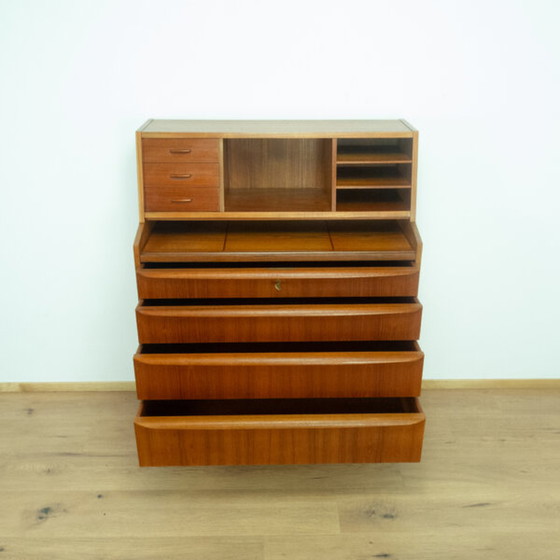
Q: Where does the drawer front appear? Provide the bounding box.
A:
[134,342,424,400]
[134,398,425,466]
[144,186,220,212]
[144,163,220,188]
[136,299,422,343]
[142,138,219,163]
[136,265,420,299]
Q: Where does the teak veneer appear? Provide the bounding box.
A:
[132,119,425,466]
[134,341,424,400]
[135,398,425,466]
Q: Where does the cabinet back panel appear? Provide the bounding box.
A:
[224,139,331,191]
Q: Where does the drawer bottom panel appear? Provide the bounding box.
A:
[134,398,425,466]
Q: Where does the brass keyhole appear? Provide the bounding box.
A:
[274,280,282,292]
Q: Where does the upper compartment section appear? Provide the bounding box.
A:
[136,120,418,221]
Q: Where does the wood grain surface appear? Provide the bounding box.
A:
[134,398,425,466]
[143,162,220,187]
[144,186,220,212]
[136,121,419,220]
[141,119,415,137]
[135,298,423,343]
[0,389,559,558]
[2,378,558,393]
[135,264,420,299]
[134,341,424,399]
[139,220,418,263]
[224,139,331,192]
[142,138,220,162]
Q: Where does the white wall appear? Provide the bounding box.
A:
[1,0,559,382]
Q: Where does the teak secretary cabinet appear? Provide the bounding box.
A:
[132,119,425,466]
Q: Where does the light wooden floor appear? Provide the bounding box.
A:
[0,389,559,559]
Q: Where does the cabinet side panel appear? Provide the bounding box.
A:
[219,139,225,211]
[136,131,145,222]
[133,222,154,268]
[331,139,337,211]
[409,131,419,220]
[398,221,423,267]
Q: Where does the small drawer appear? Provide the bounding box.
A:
[142,138,219,163]
[144,186,220,212]
[134,397,425,466]
[134,341,424,400]
[136,297,422,344]
[144,163,220,188]
[136,263,420,299]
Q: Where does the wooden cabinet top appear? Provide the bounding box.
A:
[139,119,416,138]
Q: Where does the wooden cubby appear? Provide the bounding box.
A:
[223,138,333,212]
[335,137,414,214]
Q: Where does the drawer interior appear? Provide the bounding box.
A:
[140,397,422,417]
[138,340,421,354]
[140,296,418,306]
[141,260,415,269]
[135,396,426,464]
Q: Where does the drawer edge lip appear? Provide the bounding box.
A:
[139,250,417,263]
[140,132,416,139]
[143,211,413,220]
[135,266,420,299]
[136,265,420,279]
[135,411,426,431]
[143,162,221,166]
[144,185,221,190]
[133,350,425,366]
[142,137,221,142]
[135,301,422,317]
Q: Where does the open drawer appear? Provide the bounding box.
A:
[136,297,422,343]
[134,341,424,400]
[136,261,420,299]
[134,397,425,466]
[133,220,423,264]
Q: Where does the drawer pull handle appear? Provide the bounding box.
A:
[274,280,282,292]
[171,198,193,203]
[170,174,192,179]
[169,149,192,154]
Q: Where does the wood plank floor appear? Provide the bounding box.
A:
[0,389,558,559]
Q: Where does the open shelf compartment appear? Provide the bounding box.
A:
[336,138,413,164]
[336,189,411,212]
[224,138,333,212]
